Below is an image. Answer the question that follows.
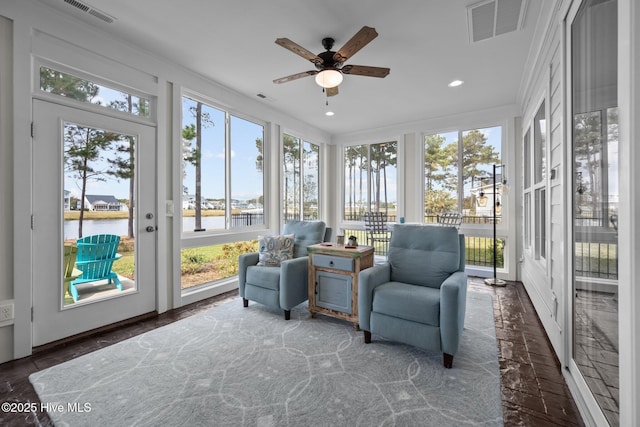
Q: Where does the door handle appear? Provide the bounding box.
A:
[146,225,157,232]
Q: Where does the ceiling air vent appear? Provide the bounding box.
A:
[467,0,527,43]
[63,0,116,24]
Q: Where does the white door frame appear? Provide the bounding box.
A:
[31,99,157,347]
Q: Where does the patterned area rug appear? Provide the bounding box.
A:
[30,291,503,426]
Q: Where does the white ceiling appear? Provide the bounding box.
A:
[36,0,548,136]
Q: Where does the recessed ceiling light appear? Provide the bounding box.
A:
[325,111,335,116]
[448,80,464,87]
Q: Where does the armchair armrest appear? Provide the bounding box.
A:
[439,271,468,355]
[358,263,391,331]
[279,256,310,310]
[238,252,259,297]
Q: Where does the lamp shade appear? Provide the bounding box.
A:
[315,69,343,88]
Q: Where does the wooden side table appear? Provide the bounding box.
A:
[307,243,374,329]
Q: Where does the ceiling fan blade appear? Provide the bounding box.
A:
[333,26,378,63]
[275,38,323,65]
[273,70,318,84]
[341,65,390,78]
[326,86,339,97]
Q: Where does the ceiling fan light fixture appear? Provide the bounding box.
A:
[448,79,464,87]
[315,69,343,88]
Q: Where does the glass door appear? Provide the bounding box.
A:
[570,0,619,424]
[32,100,157,347]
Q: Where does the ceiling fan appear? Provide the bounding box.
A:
[273,26,390,97]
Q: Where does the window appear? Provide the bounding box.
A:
[230,115,265,226]
[570,0,619,422]
[424,132,459,218]
[180,94,265,289]
[523,102,547,260]
[423,126,503,270]
[424,126,502,224]
[535,188,546,259]
[533,102,546,260]
[40,66,150,117]
[181,95,264,233]
[343,141,397,221]
[283,134,320,221]
[523,129,531,250]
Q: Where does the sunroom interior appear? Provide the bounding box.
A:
[1,0,638,426]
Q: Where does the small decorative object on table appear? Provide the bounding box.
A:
[346,235,358,247]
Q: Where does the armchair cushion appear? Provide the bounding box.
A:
[283,220,326,258]
[257,234,295,266]
[372,282,440,327]
[246,266,283,291]
[388,225,461,288]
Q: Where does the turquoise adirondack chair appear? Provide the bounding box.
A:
[63,244,82,301]
[70,234,123,302]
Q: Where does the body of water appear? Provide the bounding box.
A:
[64,216,228,239]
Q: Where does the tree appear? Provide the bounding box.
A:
[255,137,264,172]
[283,134,300,220]
[370,142,397,214]
[182,102,213,230]
[344,145,369,219]
[41,66,113,238]
[108,94,149,238]
[457,130,500,211]
[574,112,604,216]
[424,134,458,214]
[424,134,451,192]
[344,146,358,219]
[108,136,135,238]
[40,67,99,102]
[302,143,319,219]
[65,125,120,237]
[426,189,457,214]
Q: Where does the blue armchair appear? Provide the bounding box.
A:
[358,224,467,368]
[238,221,328,320]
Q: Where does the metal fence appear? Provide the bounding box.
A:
[341,227,504,267]
[230,212,318,227]
[230,211,617,279]
[574,214,618,280]
[231,212,265,227]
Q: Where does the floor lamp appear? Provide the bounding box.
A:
[485,163,507,287]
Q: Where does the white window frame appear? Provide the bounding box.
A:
[340,139,401,224]
[281,131,322,223]
[178,89,268,245]
[531,99,548,262]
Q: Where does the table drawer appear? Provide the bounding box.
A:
[312,254,354,272]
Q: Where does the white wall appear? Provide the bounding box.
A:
[518,0,565,360]
[0,15,14,363]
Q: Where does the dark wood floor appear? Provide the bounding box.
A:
[0,279,584,426]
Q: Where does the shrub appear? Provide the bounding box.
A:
[215,240,258,276]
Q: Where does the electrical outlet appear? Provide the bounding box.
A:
[0,302,14,322]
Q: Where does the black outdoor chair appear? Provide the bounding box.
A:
[363,212,392,252]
